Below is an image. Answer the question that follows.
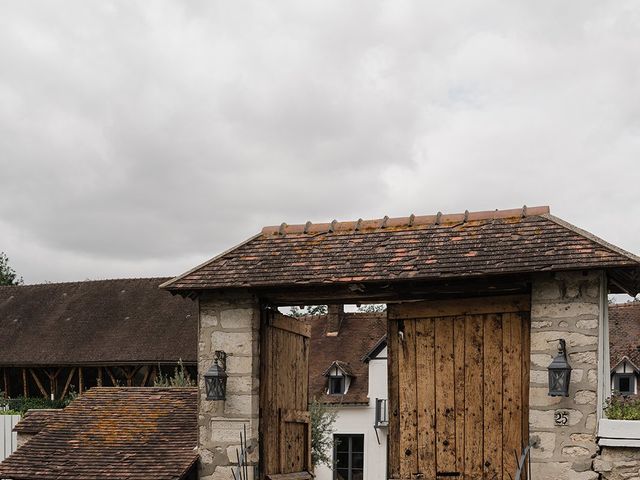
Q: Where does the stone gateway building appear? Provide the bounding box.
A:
[161,206,640,480]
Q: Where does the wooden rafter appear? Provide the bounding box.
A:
[61,367,77,400]
[22,368,28,398]
[78,367,84,394]
[29,369,48,398]
[141,366,151,387]
[105,367,118,387]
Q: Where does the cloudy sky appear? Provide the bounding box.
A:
[1,0,639,285]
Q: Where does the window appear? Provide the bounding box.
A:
[329,376,345,395]
[334,434,364,480]
[616,374,635,395]
[375,398,388,427]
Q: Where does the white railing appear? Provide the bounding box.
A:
[0,414,20,462]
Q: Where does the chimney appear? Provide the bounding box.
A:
[325,305,345,336]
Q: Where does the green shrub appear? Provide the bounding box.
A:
[154,360,195,387]
[0,396,68,414]
[605,396,640,420]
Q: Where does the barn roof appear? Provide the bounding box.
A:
[309,312,387,404]
[0,278,197,366]
[161,206,640,295]
[0,388,198,480]
[609,302,640,368]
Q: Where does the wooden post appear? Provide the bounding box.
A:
[22,368,28,398]
[2,368,7,399]
[97,367,103,387]
[141,366,151,387]
[78,367,84,395]
[29,369,48,398]
[61,367,76,400]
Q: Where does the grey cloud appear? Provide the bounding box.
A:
[1,0,639,284]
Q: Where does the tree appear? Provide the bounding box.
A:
[356,303,386,313]
[288,305,328,317]
[309,397,338,468]
[0,252,22,286]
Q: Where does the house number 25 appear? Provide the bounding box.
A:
[554,411,569,426]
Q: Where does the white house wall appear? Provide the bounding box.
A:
[314,354,388,480]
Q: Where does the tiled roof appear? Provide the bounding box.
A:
[0,278,197,366]
[609,302,640,368]
[0,388,198,480]
[162,207,640,294]
[12,409,62,434]
[309,312,387,404]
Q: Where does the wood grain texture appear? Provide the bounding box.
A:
[435,317,456,473]
[483,314,503,479]
[453,316,466,475]
[387,295,530,320]
[387,316,401,479]
[415,318,436,478]
[464,314,484,479]
[398,319,418,478]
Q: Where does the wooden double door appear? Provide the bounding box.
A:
[387,295,530,480]
[260,310,313,480]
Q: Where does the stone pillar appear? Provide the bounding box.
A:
[529,271,602,480]
[594,446,640,479]
[198,291,260,480]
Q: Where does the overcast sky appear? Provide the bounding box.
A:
[1,0,639,285]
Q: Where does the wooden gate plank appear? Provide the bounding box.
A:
[435,317,456,473]
[453,315,466,475]
[520,312,531,480]
[502,312,523,479]
[415,318,436,478]
[464,314,483,479]
[387,317,401,479]
[398,319,418,478]
[483,313,503,479]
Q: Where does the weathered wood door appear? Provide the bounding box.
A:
[260,309,312,480]
[387,295,530,480]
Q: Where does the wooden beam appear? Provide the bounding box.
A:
[97,367,103,387]
[78,367,84,394]
[22,368,28,398]
[141,366,151,387]
[105,367,118,386]
[29,369,48,398]
[2,368,7,399]
[254,275,531,305]
[60,367,77,400]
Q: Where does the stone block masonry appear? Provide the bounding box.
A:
[594,446,640,479]
[198,291,261,480]
[529,271,603,480]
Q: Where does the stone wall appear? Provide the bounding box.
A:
[594,446,640,479]
[198,291,260,480]
[529,271,602,480]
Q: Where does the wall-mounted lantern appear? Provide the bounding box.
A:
[548,339,572,397]
[204,351,228,401]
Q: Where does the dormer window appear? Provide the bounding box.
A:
[323,361,354,396]
[329,376,345,395]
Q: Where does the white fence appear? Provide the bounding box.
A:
[0,415,20,462]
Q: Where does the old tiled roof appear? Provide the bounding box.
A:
[309,312,387,404]
[0,388,198,480]
[161,206,640,294]
[609,302,640,368]
[12,409,62,434]
[0,278,197,366]
[323,360,355,377]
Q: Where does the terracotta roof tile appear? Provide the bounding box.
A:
[12,409,62,434]
[309,313,387,404]
[0,387,198,480]
[162,207,640,294]
[0,278,197,366]
[609,303,640,368]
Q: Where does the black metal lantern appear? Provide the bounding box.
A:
[548,339,572,397]
[204,351,228,401]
